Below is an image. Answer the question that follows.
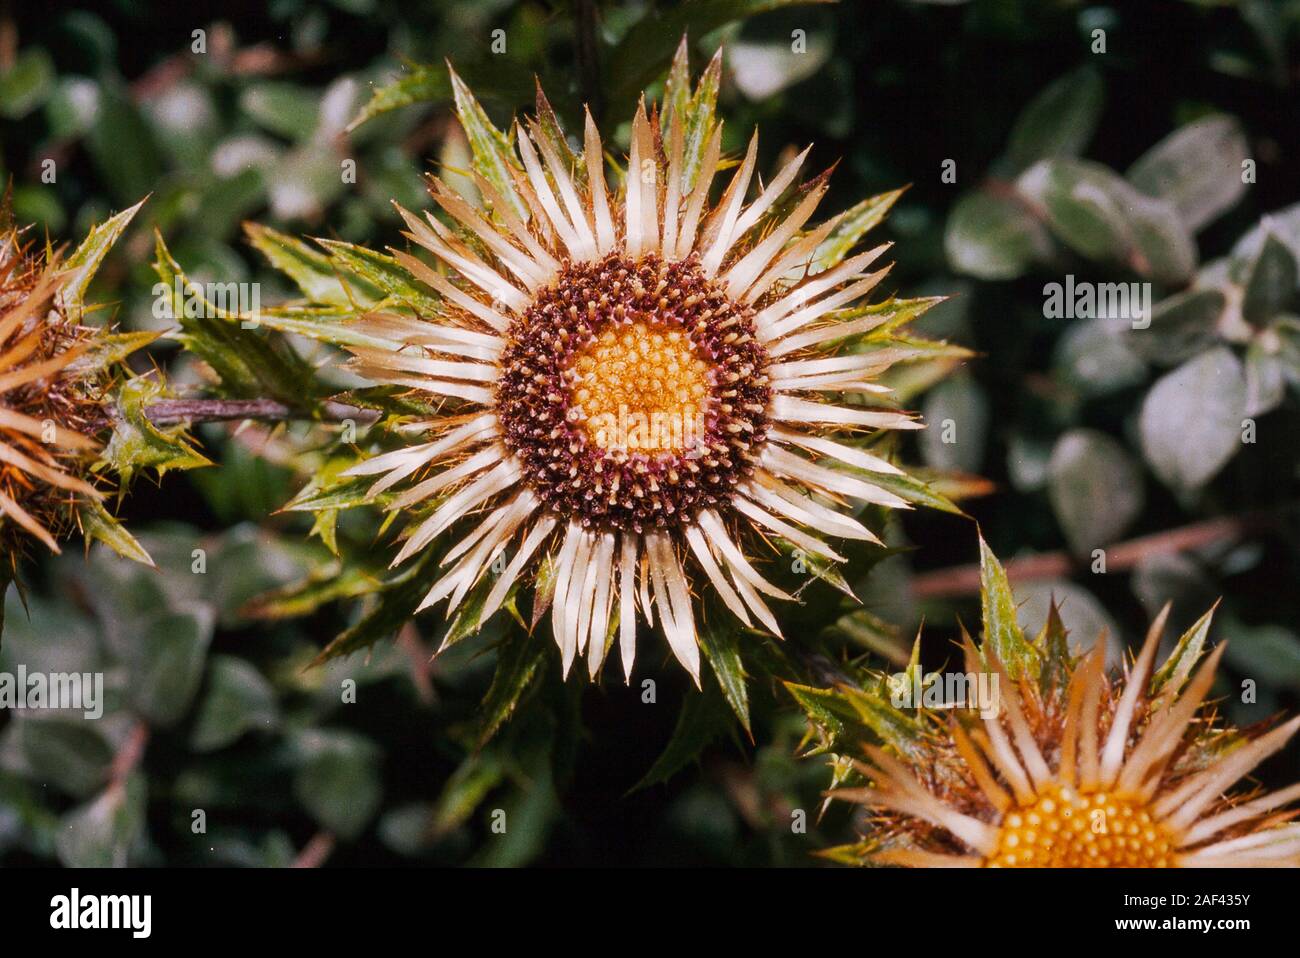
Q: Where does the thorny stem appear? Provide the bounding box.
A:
[910,510,1290,599]
[109,720,150,789]
[142,398,377,428]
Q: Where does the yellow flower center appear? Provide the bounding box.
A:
[986,784,1173,867]
[568,321,712,454]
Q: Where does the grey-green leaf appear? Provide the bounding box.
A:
[292,730,383,840]
[1139,347,1247,491]
[1047,429,1144,556]
[1129,287,1225,367]
[190,656,279,752]
[1005,66,1104,173]
[1127,115,1249,232]
[944,191,1047,280]
[126,606,215,727]
[1241,233,1297,326]
[54,775,147,868]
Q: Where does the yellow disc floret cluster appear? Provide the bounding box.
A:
[987,784,1174,868]
[569,321,712,454]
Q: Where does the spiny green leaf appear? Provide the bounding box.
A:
[311,550,439,665]
[816,840,877,866]
[863,334,974,365]
[1035,600,1072,693]
[829,608,910,665]
[608,2,834,112]
[439,572,504,653]
[978,535,1039,680]
[697,616,751,734]
[787,680,928,760]
[431,753,505,837]
[630,677,734,792]
[448,65,528,222]
[477,630,551,748]
[827,297,948,351]
[676,46,723,194]
[839,684,927,758]
[854,468,963,516]
[251,305,391,350]
[530,551,559,632]
[244,222,350,305]
[57,198,146,311]
[662,36,694,136]
[67,330,161,376]
[347,62,449,132]
[282,473,387,514]
[76,498,154,567]
[241,564,378,621]
[1151,603,1217,704]
[338,385,442,419]
[793,545,858,601]
[309,509,339,556]
[911,467,995,506]
[813,188,905,273]
[153,231,319,405]
[532,80,582,183]
[316,238,439,314]
[101,376,211,485]
[784,682,865,745]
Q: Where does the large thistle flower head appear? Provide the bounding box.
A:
[343,46,949,683]
[795,539,1300,868]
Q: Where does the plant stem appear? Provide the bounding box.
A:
[574,0,603,120]
[109,720,150,789]
[292,832,336,869]
[911,511,1285,600]
[143,398,375,427]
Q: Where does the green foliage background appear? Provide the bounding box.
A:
[1,0,1298,866]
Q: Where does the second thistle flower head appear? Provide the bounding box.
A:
[796,540,1300,868]
[344,45,951,682]
[0,197,155,570]
[0,212,106,560]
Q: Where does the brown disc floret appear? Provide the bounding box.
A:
[495,252,771,532]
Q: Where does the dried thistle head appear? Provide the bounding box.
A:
[0,199,151,568]
[797,540,1300,867]
[0,218,103,560]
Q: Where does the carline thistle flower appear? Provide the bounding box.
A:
[0,211,108,562]
[344,50,937,683]
[809,544,1300,867]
